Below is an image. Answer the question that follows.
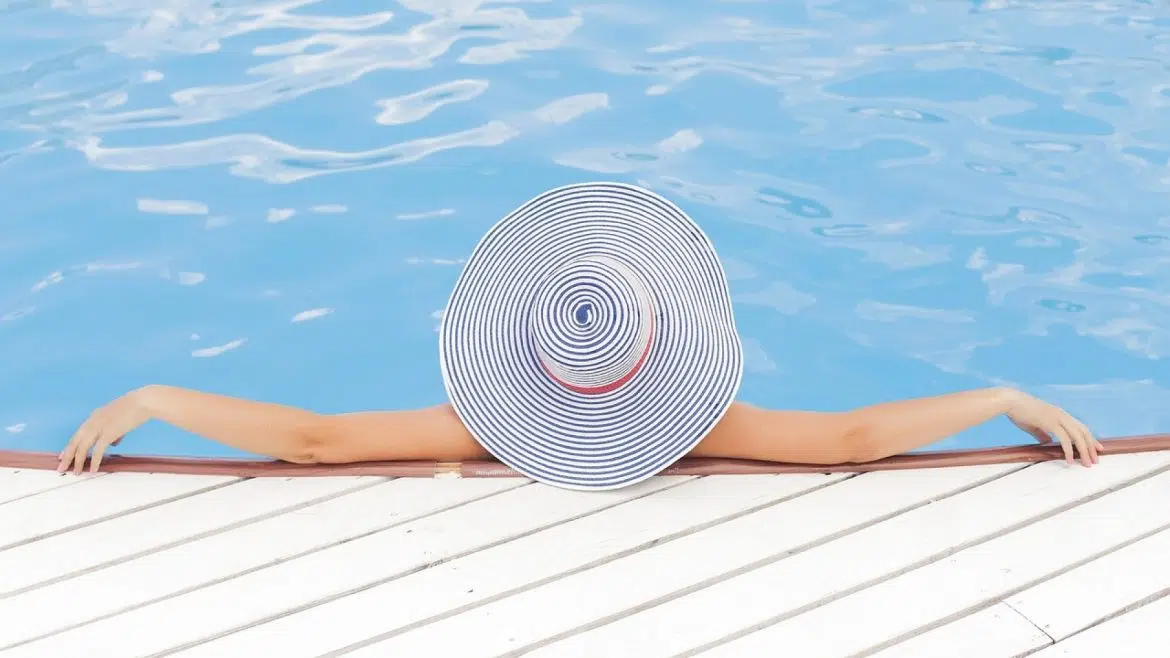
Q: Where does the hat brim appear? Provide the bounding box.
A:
[439,182,743,490]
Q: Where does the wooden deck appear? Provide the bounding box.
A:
[2,451,1168,658]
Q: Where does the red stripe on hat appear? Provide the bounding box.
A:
[541,315,655,395]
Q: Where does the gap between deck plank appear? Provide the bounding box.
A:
[172,472,852,658]
[0,469,106,506]
[695,460,1170,658]
[1028,592,1170,658]
[1005,524,1170,642]
[0,475,381,597]
[1,475,687,657]
[526,451,1170,658]
[331,465,1021,658]
[868,603,1052,658]
[0,476,527,651]
[0,472,239,550]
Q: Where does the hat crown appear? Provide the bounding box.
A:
[530,255,654,395]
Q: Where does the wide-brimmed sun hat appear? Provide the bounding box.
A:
[439,181,743,490]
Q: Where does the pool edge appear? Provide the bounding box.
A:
[2,434,1168,478]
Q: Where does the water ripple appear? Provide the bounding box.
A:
[74,120,519,182]
[2,0,1169,454]
[375,79,490,125]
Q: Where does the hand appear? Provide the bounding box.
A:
[59,387,153,475]
[1004,390,1103,467]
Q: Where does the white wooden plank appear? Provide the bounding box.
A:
[0,469,100,505]
[698,465,1170,658]
[869,604,1051,658]
[1006,525,1170,641]
[1029,593,1170,658]
[333,465,1019,658]
[0,472,238,550]
[530,451,1170,658]
[0,475,378,596]
[0,476,527,651]
[1,476,683,656]
[173,472,853,658]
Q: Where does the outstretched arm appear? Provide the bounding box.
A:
[59,384,1101,474]
[693,387,1101,466]
[58,385,488,474]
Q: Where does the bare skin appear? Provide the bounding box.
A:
[58,384,1103,476]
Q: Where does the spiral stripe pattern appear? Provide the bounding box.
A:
[439,182,744,490]
[531,255,655,394]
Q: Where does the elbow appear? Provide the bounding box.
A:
[282,440,320,465]
[837,417,886,464]
[282,414,335,464]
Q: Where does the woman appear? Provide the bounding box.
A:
[59,384,1100,477]
[57,183,1102,485]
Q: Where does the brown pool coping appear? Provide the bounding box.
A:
[2,433,1168,479]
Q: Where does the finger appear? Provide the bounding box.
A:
[1077,419,1105,456]
[1082,424,1099,464]
[1073,423,1097,465]
[1073,426,1091,467]
[1070,418,1100,463]
[1057,423,1090,467]
[89,434,115,474]
[73,430,98,476]
[57,443,72,474]
[60,429,85,474]
[1052,425,1075,465]
[72,444,86,475]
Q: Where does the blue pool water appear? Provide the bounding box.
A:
[2,0,1169,460]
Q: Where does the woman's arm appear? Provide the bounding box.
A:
[57,385,487,474]
[694,386,1101,466]
[58,384,1101,475]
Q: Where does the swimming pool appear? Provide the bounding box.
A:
[1,0,1168,463]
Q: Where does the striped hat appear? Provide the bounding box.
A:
[439,182,743,490]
